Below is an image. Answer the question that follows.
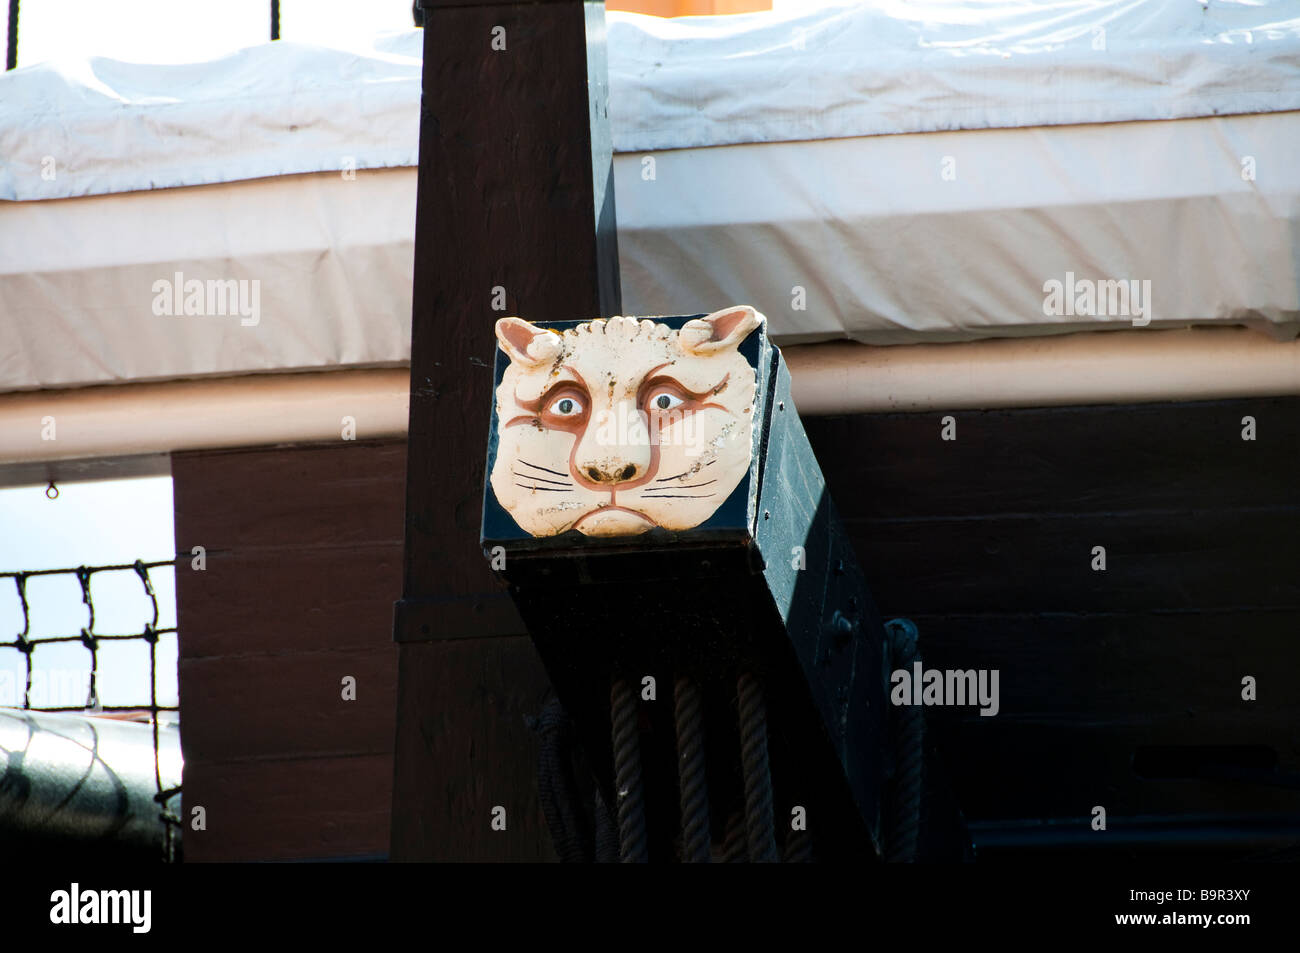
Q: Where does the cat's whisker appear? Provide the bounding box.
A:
[634,492,717,500]
[655,460,717,482]
[644,479,716,490]
[513,469,572,486]
[514,483,572,493]
[519,459,570,478]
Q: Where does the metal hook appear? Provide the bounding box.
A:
[45,481,58,500]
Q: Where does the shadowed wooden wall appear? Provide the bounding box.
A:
[172,440,406,861]
[805,395,1300,846]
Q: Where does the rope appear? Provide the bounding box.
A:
[76,567,97,709]
[884,618,923,863]
[737,672,778,862]
[0,558,182,861]
[532,700,591,863]
[610,676,648,863]
[783,825,813,863]
[673,675,710,862]
[270,0,280,41]
[5,0,17,71]
[593,781,620,863]
[722,808,747,863]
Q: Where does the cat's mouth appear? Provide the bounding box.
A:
[571,505,656,537]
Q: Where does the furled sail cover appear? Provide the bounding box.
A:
[5,2,1299,199]
[1,1,1298,392]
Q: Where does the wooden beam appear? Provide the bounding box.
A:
[391,0,620,860]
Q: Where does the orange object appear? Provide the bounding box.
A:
[607,0,771,16]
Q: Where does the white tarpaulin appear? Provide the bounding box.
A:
[1,1,1298,393]
[614,111,1300,345]
[3,2,1299,200]
[607,0,1300,152]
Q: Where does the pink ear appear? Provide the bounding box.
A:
[496,317,562,367]
[679,306,764,355]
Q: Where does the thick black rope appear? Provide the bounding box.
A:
[737,672,779,862]
[783,825,813,863]
[722,808,747,863]
[532,700,591,863]
[270,0,280,41]
[610,677,648,863]
[884,618,924,863]
[673,675,710,862]
[593,781,619,863]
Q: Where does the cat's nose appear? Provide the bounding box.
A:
[574,401,651,487]
[581,461,644,484]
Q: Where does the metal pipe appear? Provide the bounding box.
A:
[782,326,1300,414]
[0,709,182,859]
[0,328,1296,473]
[0,368,410,468]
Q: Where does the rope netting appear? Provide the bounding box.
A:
[0,558,182,861]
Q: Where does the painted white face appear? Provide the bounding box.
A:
[490,307,764,537]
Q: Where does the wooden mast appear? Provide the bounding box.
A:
[390,0,620,860]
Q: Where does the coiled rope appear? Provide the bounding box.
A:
[610,676,648,862]
[884,618,923,863]
[533,699,591,863]
[737,672,779,862]
[722,808,747,863]
[783,825,813,863]
[593,782,620,863]
[673,675,710,862]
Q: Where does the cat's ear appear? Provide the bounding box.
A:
[496,317,563,368]
[678,306,764,355]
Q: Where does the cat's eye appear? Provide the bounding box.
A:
[547,394,584,417]
[647,390,685,412]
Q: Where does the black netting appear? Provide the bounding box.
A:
[0,558,182,861]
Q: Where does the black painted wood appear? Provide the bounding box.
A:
[391,0,620,860]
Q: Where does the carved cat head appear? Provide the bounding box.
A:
[490,307,764,537]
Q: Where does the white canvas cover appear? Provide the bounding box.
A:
[1,1,1298,393]
[4,2,1299,201]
